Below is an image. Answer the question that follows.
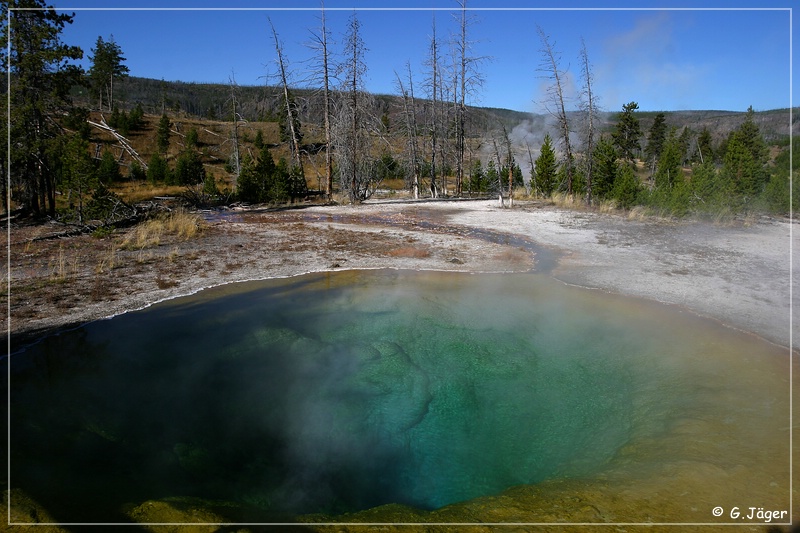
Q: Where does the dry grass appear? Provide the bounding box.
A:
[120,209,203,250]
[627,205,651,221]
[597,199,619,214]
[95,243,118,273]
[113,182,187,204]
[549,192,583,210]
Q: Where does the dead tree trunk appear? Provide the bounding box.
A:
[537,25,574,195]
[579,38,597,205]
[269,19,304,174]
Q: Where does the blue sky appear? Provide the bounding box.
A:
[40,1,796,113]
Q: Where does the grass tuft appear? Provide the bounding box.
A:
[120,209,203,250]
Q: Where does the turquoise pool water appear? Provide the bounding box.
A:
[8,269,791,523]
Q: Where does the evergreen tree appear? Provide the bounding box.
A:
[696,127,714,164]
[128,161,146,181]
[677,126,692,165]
[185,127,199,150]
[689,160,730,211]
[654,129,683,190]
[61,134,97,223]
[611,164,640,209]
[591,137,618,200]
[157,114,172,154]
[4,0,84,216]
[469,159,487,193]
[88,35,128,112]
[644,112,667,172]
[722,107,768,199]
[97,150,122,183]
[611,101,642,164]
[147,153,169,183]
[173,149,205,186]
[534,134,558,197]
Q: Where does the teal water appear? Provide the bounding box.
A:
[8,270,790,523]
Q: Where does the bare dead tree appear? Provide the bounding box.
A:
[425,16,441,198]
[227,74,241,191]
[536,25,574,195]
[333,11,380,203]
[451,0,486,197]
[306,1,334,200]
[395,62,421,199]
[578,37,599,205]
[502,125,514,207]
[269,18,304,174]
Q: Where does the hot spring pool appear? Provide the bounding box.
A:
[7,270,792,524]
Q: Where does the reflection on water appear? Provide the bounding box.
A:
[8,270,791,524]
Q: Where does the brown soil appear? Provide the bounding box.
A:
[5,201,533,351]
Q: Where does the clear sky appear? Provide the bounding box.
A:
[38,0,796,113]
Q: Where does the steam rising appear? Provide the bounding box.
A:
[9,270,789,521]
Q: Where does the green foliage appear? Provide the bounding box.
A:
[62,106,92,140]
[721,107,769,200]
[644,112,667,167]
[611,164,640,209]
[688,160,732,214]
[146,153,170,183]
[97,150,122,183]
[157,114,172,154]
[88,34,129,112]
[237,146,293,204]
[202,173,220,197]
[653,129,683,190]
[469,159,489,193]
[185,127,199,149]
[533,134,558,197]
[254,129,265,149]
[60,134,97,223]
[591,137,618,200]
[128,161,146,181]
[762,136,799,215]
[107,104,144,137]
[5,0,84,216]
[84,181,126,222]
[173,149,206,186]
[696,127,715,164]
[611,101,642,163]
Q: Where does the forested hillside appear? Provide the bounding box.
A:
[5,1,798,227]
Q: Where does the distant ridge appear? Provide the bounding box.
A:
[75,76,796,143]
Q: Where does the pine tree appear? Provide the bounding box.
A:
[469,159,486,193]
[534,134,558,197]
[611,164,640,209]
[157,114,172,154]
[654,129,683,190]
[696,127,714,164]
[97,150,122,183]
[88,35,128,112]
[61,134,97,223]
[722,107,768,198]
[644,112,667,173]
[4,0,84,216]
[591,137,618,200]
[611,102,642,164]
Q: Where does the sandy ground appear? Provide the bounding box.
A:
[6,198,797,352]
